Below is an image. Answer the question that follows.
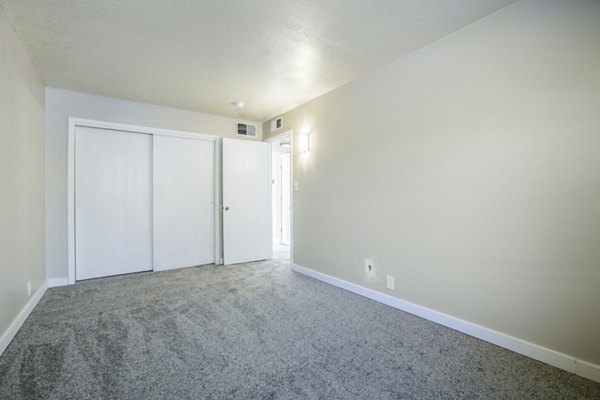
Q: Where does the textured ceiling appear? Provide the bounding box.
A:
[0,0,515,121]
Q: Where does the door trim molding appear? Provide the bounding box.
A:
[67,117,219,284]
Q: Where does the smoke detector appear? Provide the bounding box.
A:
[231,100,245,109]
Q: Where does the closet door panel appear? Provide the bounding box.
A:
[153,135,215,270]
[75,126,153,280]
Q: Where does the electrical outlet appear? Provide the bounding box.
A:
[27,280,32,297]
[386,275,395,290]
[365,259,375,275]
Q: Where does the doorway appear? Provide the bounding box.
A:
[269,132,292,263]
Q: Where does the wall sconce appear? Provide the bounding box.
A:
[299,130,310,154]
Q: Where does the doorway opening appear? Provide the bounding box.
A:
[269,132,292,264]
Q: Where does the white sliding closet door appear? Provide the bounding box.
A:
[75,126,153,281]
[153,135,215,270]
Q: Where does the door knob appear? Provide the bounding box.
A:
[224,206,230,211]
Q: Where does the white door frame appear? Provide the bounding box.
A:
[67,117,220,284]
[266,130,293,262]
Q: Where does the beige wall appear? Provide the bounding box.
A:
[264,0,600,366]
[45,88,262,280]
[0,9,46,337]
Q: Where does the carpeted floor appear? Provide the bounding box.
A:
[0,259,599,399]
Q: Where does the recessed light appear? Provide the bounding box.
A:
[231,100,245,109]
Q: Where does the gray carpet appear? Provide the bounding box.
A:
[0,259,599,399]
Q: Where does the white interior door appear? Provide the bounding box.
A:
[281,153,291,245]
[153,135,215,271]
[223,138,270,264]
[75,126,153,280]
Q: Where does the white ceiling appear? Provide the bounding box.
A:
[1,0,515,121]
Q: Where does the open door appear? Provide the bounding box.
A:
[223,138,271,264]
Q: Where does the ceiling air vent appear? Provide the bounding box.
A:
[271,116,283,131]
[236,122,257,137]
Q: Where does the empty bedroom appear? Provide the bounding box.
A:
[1,0,599,399]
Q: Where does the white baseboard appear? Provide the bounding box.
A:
[48,277,69,288]
[291,263,600,384]
[0,280,48,356]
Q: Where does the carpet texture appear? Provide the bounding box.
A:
[0,259,599,399]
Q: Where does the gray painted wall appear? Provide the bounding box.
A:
[0,8,46,337]
[45,88,262,280]
[264,0,600,366]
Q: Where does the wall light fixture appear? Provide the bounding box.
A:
[299,130,310,154]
